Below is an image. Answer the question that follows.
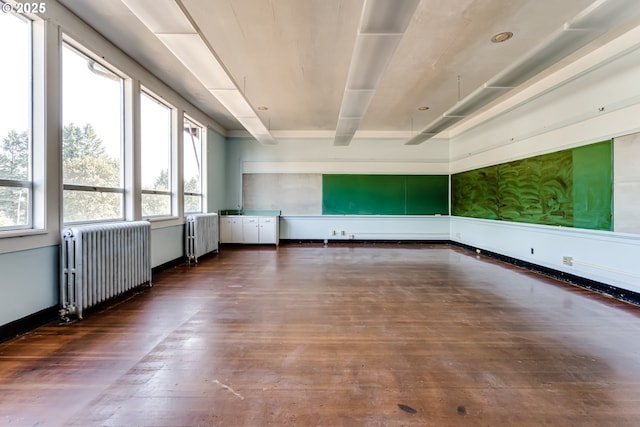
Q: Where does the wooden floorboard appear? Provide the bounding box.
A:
[1,244,640,426]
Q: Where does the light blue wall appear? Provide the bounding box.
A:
[0,246,59,326]
[207,127,227,213]
[151,226,185,268]
[0,3,228,329]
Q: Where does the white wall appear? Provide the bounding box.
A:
[614,132,640,234]
[448,28,640,293]
[450,217,640,293]
[449,27,640,170]
[281,215,450,241]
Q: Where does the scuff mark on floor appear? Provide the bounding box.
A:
[212,379,245,400]
[398,403,417,414]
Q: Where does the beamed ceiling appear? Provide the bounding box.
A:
[58,0,640,145]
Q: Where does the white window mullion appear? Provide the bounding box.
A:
[183,116,203,214]
[174,108,184,218]
[124,78,141,221]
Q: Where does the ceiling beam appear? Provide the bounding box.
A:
[334,0,420,146]
[405,0,640,145]
[121,0,276,144]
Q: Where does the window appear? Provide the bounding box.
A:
[183,117,203,213]
[62,43,124,223]
[140,91,172,217]
[0,11,31,229]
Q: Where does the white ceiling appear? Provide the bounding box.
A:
[58,0,640,141]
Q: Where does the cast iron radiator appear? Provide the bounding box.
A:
[60,221,152,320]
[185,213,219,263]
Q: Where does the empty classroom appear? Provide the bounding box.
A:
[1,1,640,426]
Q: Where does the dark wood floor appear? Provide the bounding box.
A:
[2,244,640,426]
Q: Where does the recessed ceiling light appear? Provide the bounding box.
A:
[491,31,514,43]
[257,106,269,111]
[417,106,430,111]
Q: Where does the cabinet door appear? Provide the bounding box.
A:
[230,219,243,242]
[258,217,277,244]
[242,217,260,243]
[220,217,243,243]
[220,217,234,243]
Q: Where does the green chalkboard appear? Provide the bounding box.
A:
[322,175,449,215]
[573,142,612,230]
[451,140,612,231]
[406,175,450,214]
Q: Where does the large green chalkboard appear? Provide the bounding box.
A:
[322,175,448,215]
[451,140,612,230]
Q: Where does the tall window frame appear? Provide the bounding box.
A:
[0,9,33,230]
[183,116,204,214]
[61,40,126,224]
[140,89,174,218]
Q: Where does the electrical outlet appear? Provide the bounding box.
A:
[331,230,336,236]
[340,230,346,236]
[531,248,534,255]
[563,256,573,266]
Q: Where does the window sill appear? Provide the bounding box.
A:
[145,216,183,229]
[0,228,48,239]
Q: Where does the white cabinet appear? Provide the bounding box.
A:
[220,215,279,245]
[242,217,260,242]
[220,216,243,243]
[258,217,277,244]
